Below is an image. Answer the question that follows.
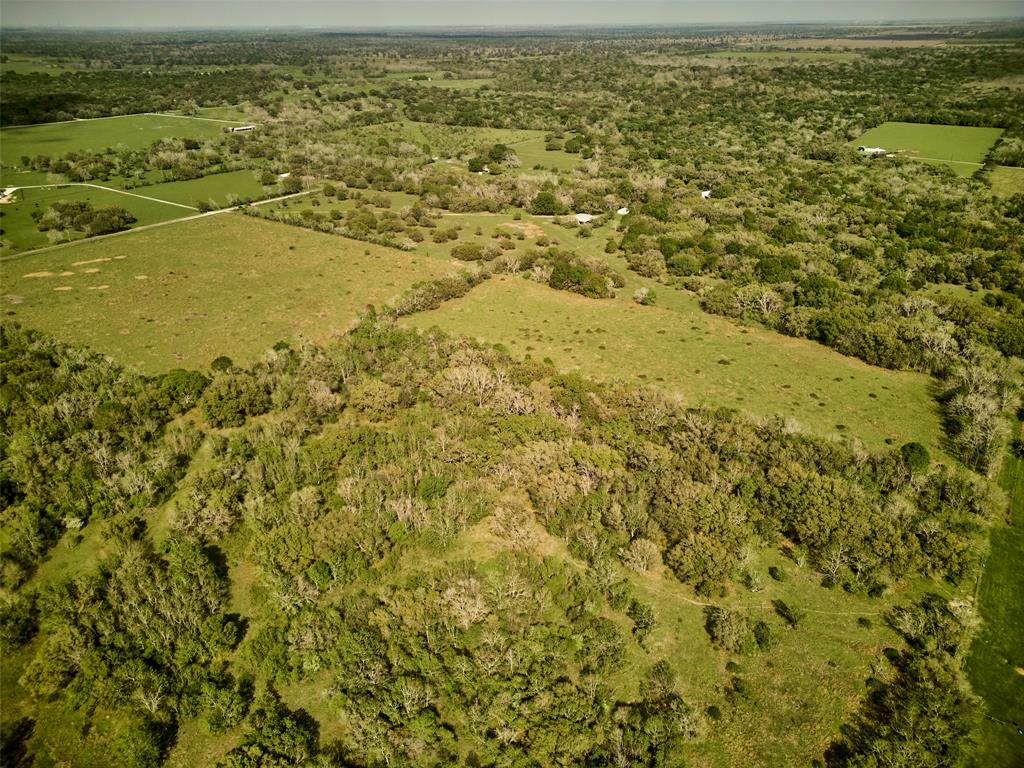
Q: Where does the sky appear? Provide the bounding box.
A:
[1,0,1021,29]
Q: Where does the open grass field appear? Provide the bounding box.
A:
[966,424,1024,767]
[707,50,858,62]
[511,136,582,172]
[418,77,495,90]
[851,122,1004,177]
[404,273,941,451]
[0,54,85,75]
[0,113,246,176]
[123,169,272,207]
[990,165,1024,197]
[0,213,456,372]
[0,184,193,255]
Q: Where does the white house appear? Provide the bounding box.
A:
[230,125,256,133]
[575,213,595,225]
[857,146,889,157]
[616,207,629,215]
[701,190,712,199]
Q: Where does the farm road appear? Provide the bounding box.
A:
[0,189,314,262]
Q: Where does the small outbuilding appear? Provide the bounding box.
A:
[617,207,629,215]
[230,125,256,133]
[701,190,712,199]
[857,146,889,157]
[575,213,595,225]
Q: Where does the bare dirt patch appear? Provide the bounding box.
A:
[87,285,110,291]
[503,221,545,238]
[72,257,112,266]
[53,286,72,292]
[23,271,56,278]
[82,268,101,274]
[4,294,24,304]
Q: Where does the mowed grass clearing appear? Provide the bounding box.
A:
[851,122,1003,177]
[1,214,456,373]
[966,424,1024,767]
[989,165,1024,197]
[0,184,192,255]
[0,113,245,177]
[124,169,273,208]
[511,136,582,172]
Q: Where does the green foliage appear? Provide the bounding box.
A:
[548,256,613,299]
[530,190,563,216]
[900,441,931,473]
[199,373,272,428]
[37,199,136,236]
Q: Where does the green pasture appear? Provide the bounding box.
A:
[126,169,273,208]
[191,105,254,121]
[0,184,191,256]
[511,136,582,172]
[990,165,1024,197]
[404,274,941,451]
[0,214,456,373]
[0,113,246,173]
[966,423,1024,767]
[851,122,1003,177]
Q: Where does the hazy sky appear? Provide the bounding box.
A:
[2,1,1021,29]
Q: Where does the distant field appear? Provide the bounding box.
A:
[707,50,858,62]
[125,169,272,207]
[0,214,455,372]
[511,136,582,172]
[990,165,1024,197]
[761,37,951,49]
[418,78,495,90]
[851,121,1003,177]
[0,185,191,255]
[0,54,84,75]
[0,113,245,174]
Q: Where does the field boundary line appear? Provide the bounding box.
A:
[146,112,254,125]
[0,189,314,262]
[908,155,983,166]
[6,183,198,211]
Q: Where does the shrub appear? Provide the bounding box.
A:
[633,287,656,306]
[900,442,931,473]
[704,607,752,653]
[451,243,485,261]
